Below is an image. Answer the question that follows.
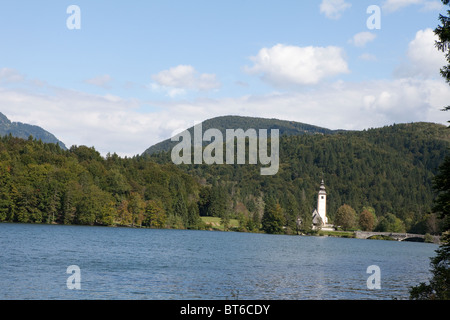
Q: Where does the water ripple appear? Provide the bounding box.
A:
[0,224,437,300]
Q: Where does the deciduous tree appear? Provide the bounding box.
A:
[335,204,356,230]
[359,209,375,231]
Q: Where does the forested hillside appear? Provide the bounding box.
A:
[149,121,450,235]
[143,115,341,155]
[0,135,202,229]
[1,120,448,236]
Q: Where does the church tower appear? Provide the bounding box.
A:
[317,179,328,224]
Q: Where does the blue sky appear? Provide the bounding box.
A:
[0,0,449,156]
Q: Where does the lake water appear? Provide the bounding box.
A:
[0,223,439,300]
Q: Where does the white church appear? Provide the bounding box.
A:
[312,179,335,231]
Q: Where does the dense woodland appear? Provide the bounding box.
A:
[0,135,202,229]
[0,121,449,236]
[150,121,449,235]
[143,115,340,155]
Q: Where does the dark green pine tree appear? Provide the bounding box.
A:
[0,163,12,221]
[410,0,450,299]
[172,192,189,227]
[435,0,450,112]
[261,197,286,234]
[410,156,450,299]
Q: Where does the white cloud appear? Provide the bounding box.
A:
[85,74,113,89]
[1,74,449,157]
[320,0,352,19]
[0,85,157,156]
[1,27,449,157]
[155,78,450,132]
[395,28,447,79]
[382,0,442,12]
[0,68,25,84]
[245,44,350,87]
[151,65,221,97]
[349,32,377,47]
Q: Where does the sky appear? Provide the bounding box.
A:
[0,0,449,156]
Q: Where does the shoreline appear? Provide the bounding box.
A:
[0,221,440,244]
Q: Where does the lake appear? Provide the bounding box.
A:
[0,223,438,300]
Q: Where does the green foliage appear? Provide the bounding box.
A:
[375,213,406,233]
[0,135,200,229]
[1,119,449,238]
[411,154,450,299]
[435,0,450,97]
[335,204,357,231]
[149,121,449,235]
[143,115,337,156]
[143,199,167,228]
[410,1,450,299]
[433,155,450,230]
[261,198,286,234]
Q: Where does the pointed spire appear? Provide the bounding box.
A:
[319,179,326,194]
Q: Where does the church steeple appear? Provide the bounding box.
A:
[317,179,327,224]
[319,179,326,193]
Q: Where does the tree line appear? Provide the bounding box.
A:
[0,121,448,237]
[150,121,449,235]
[0,135,203,229]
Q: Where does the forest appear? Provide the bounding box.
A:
[0,135,202,229]
[149,121,450,235]
[0,121,449,236]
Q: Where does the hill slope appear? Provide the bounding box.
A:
[147,120,450,234]
[0,112,67,150]
[1,112,448,235]
[143,115,342,155]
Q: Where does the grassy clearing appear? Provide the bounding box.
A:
[200,216,240,231]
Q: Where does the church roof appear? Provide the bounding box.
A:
[312,209,323,225]
[318,180,326,195]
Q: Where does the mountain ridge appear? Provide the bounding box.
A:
[142,115,346,155]
[0,112,67,150]
[146,119,449,234]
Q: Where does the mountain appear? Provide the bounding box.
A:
[0,111,448,236]
[0,112,67,150]
[142,115,344,155]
